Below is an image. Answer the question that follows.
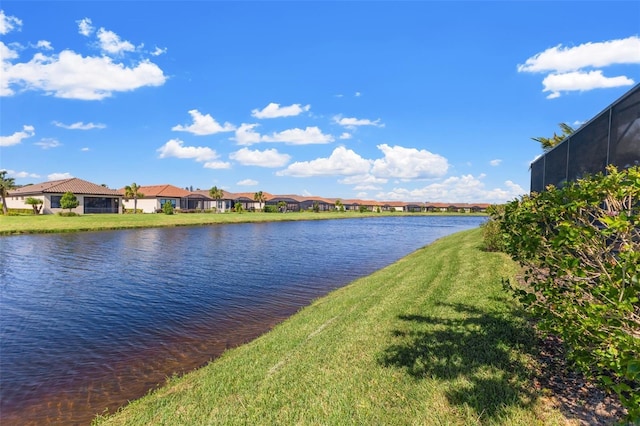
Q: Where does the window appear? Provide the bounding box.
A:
[159,199,176,208]
[51,195,62,208]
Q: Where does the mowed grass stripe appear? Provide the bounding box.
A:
[94,228,568,425]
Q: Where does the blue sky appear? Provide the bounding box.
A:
[1,1,639,203]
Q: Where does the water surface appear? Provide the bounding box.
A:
[0,216,484,424]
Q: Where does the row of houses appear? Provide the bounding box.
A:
[5,177,491,215]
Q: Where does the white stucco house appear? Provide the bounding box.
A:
[6,178,123,214]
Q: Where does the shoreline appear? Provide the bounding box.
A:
[92,228,603,425]
[0,211,486,236]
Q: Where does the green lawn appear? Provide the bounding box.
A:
[0,211,483,235]
[93,228,568,425]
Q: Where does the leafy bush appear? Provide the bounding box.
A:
[162,201,174,215]
[60,192,79,212]
[481,204,506,252]
[6,208,33,216]
[263,205,278,213]
[498,165,640,420]
[57,212,79,217]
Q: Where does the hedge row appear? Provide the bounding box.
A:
[491,165,640,421]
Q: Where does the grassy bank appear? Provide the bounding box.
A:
[93,228,568,425]
[0,211,484,235]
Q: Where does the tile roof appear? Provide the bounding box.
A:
[120,184,191,198]
[9,178,122,196]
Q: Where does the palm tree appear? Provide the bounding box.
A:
[253,190,266,211]
[335,199,344,212]
[209,186,224,212]
[532,122,575,151]
[124,183,144,214]
[0,170,16,215]
[25,197,43,214]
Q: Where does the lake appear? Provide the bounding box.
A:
[0,215,485,425]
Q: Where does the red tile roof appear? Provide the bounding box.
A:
[120,184,191,198]
[9,178,121,196]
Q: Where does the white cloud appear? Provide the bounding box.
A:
[334,116,384,129]
[339,174,387,191]
[81,147,90,152]
[518,36,640,73]
[542,70,635,99]
[355,91,362,97]
[229,147,291,167]
[339,132,352,140]
[151,46,167,56]
[0,125,35,146]
[234,123,262,146]
[77,18,94,37]
[277,146,372,177]
[5,169,40,179]
[48,172,73,181]
[53,121,106,130]
[235,124,333,145]
[36,40,53,50]
[251,102,310,119]
[35,138,61,149]
[3,50,167,100]
[518,36,640,98]
[490,159,502,166]
[2,19,166,100]
[203,161,231,169]
[371,144,448,180]
[237,179,258,186]
[0,10,22,35]
[96,28,135,55]
[262,126,334,145]
[157,139,219,162]
[377,175,526,203]
[338,174,387,188]
[172,109,235,135]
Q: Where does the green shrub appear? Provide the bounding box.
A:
[57,212,79,217]
[162,201,174,215]
[60,192,79,212]
[481,204,506,252]
[499,165,640,421]
[7,208,33,216]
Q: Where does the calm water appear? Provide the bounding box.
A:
[0,216,484,425]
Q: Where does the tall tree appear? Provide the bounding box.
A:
[0,170,16,215]
[124,183,144,214]
[253,190,266,211]
[209,186,224,212]
[532,122,575,151]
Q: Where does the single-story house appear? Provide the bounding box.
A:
[120,184,191,213]
[6,178,122,214]
[182,192,214,211]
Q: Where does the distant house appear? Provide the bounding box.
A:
[265,195,302,212]
[120,184,191,213]
[182,192,214,211]
[6,178,122,214]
